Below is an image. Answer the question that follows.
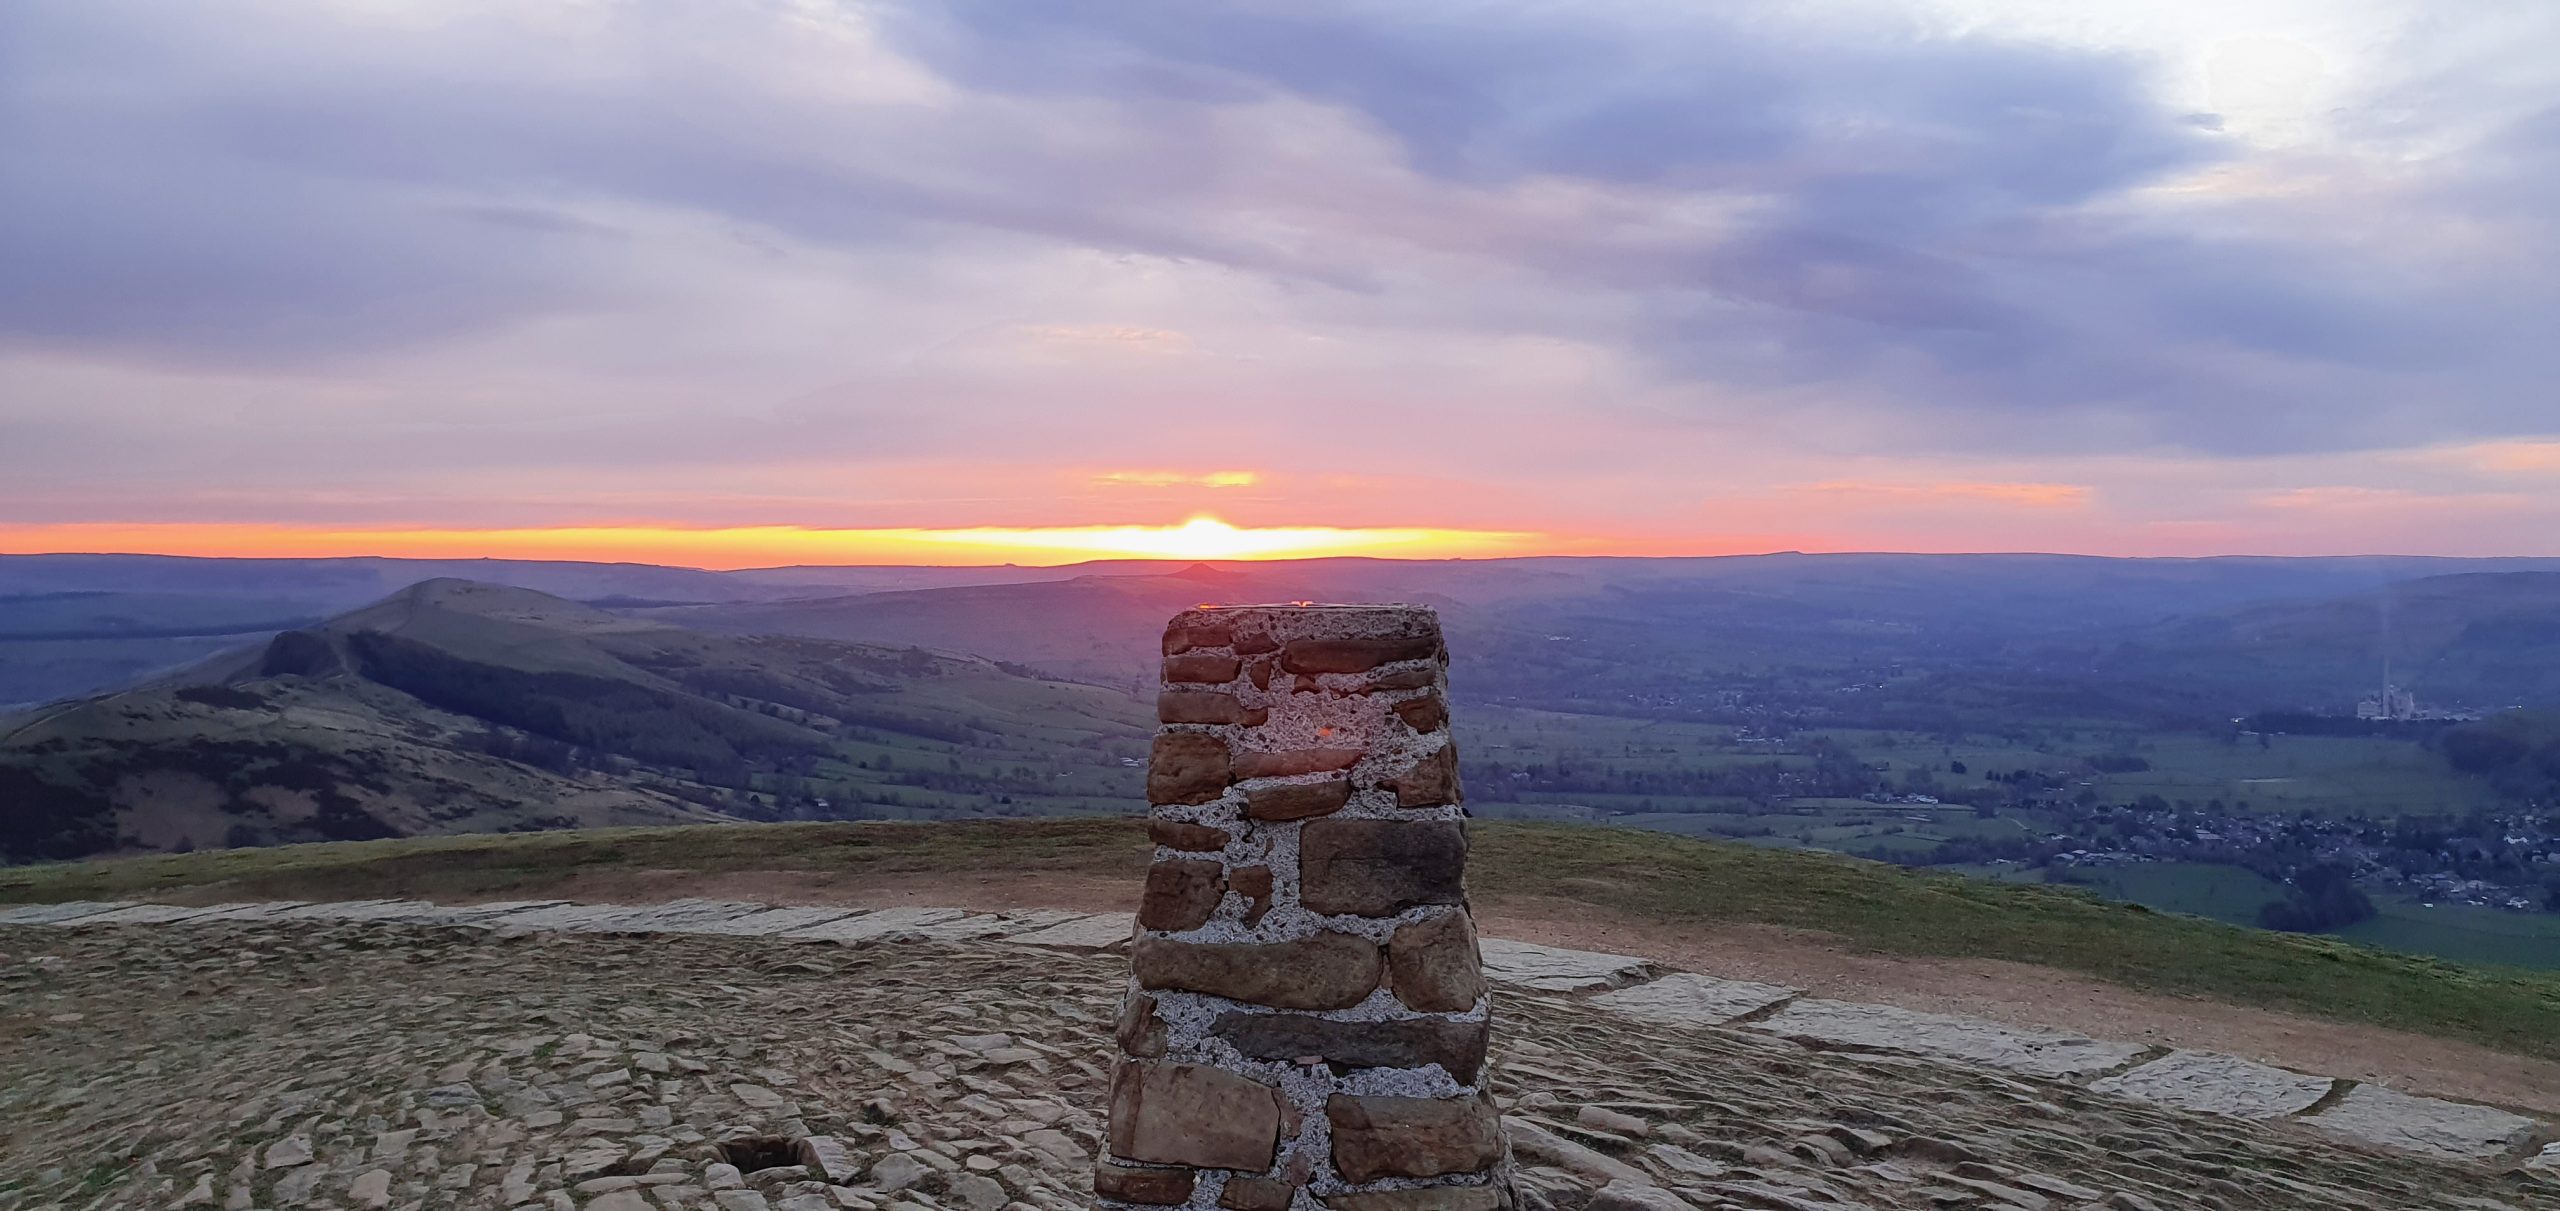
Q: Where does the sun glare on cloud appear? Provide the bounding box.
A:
[1093,470,1261,489]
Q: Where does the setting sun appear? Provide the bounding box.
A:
[912,516,1534,561]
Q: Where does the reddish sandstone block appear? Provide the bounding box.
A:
[1139,858,1226,931]
[1164,653,1244,684]
[1163,625,1233,656]
[1131,933,1383,1010]
[1244,777,1353,822]
[1159,690,1266,726]
[1298,819,1468,917]
[1387,911,1487,1012]
[1219,1176,1299,1211]
[1210,1010,1487,1082]
[1282,636,1442,674]
[1095,1160,1196,1205]
[1230,865,1274,926]
[1233,629,1280,655]
[1108,1061,1285,1171]
[1231,747,1364,779]
[1394,693,1450,733]
[1326,1092,1506,1182]
[1362,668,1437,693]
[1116,993,1168,1059]
[1148,819,1231,851]
[1149,733,1232,806]
[1388,744,1462,807]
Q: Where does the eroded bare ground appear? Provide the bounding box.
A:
[426,868,2560,1117]
[2,922,2553,1211]
[1471,899,2560,1120]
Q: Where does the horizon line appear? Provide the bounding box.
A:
[9,546,2559,573]
[8,517,2559,568]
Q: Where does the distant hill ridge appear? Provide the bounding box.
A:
[0,578,1147,863]
[2080,570,2560,709]
[661,560,2560,716]
[14,549,2560,708]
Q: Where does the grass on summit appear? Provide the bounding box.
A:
[4,818,2555,1064]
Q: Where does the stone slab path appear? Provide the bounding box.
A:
[5,908,2557,1211]
[3,896,2549,1174]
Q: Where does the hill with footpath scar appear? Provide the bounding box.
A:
[0,581,1151,862]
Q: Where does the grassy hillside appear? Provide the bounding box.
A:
[3,817,2553,1062]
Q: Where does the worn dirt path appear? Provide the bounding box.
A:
[391,866,2560,1118]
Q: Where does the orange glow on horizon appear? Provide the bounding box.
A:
[0,517,1561,569]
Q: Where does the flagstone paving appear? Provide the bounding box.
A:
[2086,1051,2334,1120]
[1,896,2551,1211]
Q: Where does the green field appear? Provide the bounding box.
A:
[1454,716,2556,971]
[1461,712,2501,821]
[2082,733,2501,814]
[1839,728,2501,815]
[1606,802,2037,855]
[1926,861,2560,971]
[2341,897,2560,969]
[5,819,2556,1062]
[2050,861,2290,926]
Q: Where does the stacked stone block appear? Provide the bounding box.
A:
[1098,605,1508,1211]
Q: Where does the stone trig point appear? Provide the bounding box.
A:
[1097,604,1509,1211]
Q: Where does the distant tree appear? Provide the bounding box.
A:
[2443,727,2530,773]
[2258,864,2377,933]
[1949,760,1968,775]
[0,768,118,862]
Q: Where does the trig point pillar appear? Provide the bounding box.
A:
[1097,604,1508,1211]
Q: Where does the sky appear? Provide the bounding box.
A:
[4,0,2558,566]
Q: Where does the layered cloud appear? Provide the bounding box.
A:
[2,0,2556,557]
